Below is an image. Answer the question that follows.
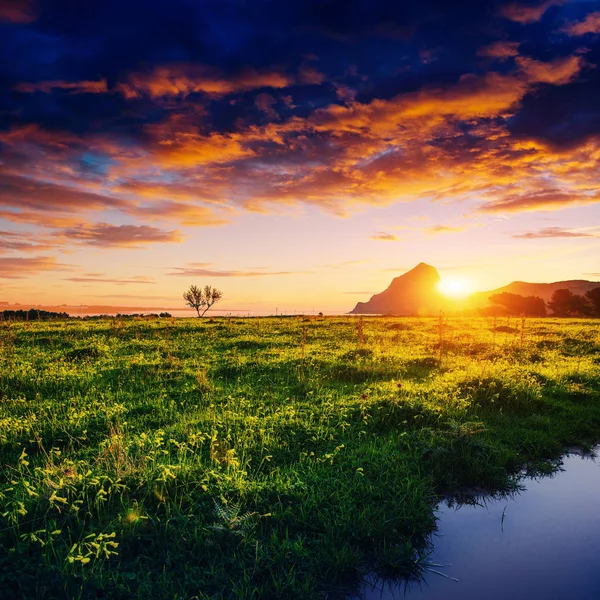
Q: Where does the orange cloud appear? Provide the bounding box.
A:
[298,65,325,85]
[424,225,466,235]
[255,93,279,119]
[168,263,309,277]
[479,189,600,213]
[0,172,126,226]
[57,223,184,248]
[333,83,356,102]
[127,201,231,227]
[478,40,520,59]
[0,255,71,279]
[210,52,588,214]
[0,128,235,229]
[515,55,583,85]
[307,53,583,139]
[562,11,600,36]
[15,80,108,94]
[64,275,155,284]
[0,123,82,153]
[370,232,399,241]
[0,230,56,253]
[0,48,595,230]
[83,294,174,300]
[0,172,125,224]
[143,120,254,166]
[513,227,597,238]
[116,64,293,99]
[500,0,564,24]
[112,179,224,204]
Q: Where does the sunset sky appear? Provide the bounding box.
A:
[1,0,600,314]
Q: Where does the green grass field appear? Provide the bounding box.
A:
[1,316,599,599]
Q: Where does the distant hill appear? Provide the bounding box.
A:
[350,264,600,315]
[350,263,444,315]
[477,280,600,304]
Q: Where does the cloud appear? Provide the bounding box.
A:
[424,225,466,235]
[140,119,254,166]
[479,189,600,213]
[0,255,71,279]
[83,294,174,300]
[64,275,155,284]
[15,80,108,94]
[370,231,398,241]
[562,11,600,36]
[513,226,597,238]
[298,65,325,85]
[333,83,356,102]
[507,77,600,150]
[478,40,520,59]
[57,223,184,248]
[515,55,583,85]
[0,165,228,230]
[0,34,594,234]
[116,64,293,99]
[500,0,564,24]
[111,52,587,205]
[303,54,583,142]
[308,71,526,133]
[0,230,56,253]
[168,263,307,277]
[0,0,36,23]
[0,172,126,226]
[124,49,587,217]
[255,93,279,119]
[127,201,231,226]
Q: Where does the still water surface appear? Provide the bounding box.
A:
[354,449,600,600]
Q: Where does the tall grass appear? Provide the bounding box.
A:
[1,316,599,598]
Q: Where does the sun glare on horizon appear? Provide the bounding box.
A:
[437,277,473,299]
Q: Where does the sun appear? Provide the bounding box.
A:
[437,277,473,299]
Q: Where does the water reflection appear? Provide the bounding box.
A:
[353,449,600,600]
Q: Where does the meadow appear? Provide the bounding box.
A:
[1,315,599,599]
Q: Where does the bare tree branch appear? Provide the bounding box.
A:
[183,284,223,317]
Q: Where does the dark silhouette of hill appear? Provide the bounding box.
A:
[477,280,599,303]
[350,263,444,315]
[350,264,600,315]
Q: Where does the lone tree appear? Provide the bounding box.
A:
[183,285,223,317]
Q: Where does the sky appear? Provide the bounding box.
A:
[1,0,600,314]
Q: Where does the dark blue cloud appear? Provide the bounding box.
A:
[2,0,597,127]
[0,0,599,226]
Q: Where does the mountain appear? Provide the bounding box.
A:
[478,280,600,303]
[350,264,600,315]
[350,263,444,315]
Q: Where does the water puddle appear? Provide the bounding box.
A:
[353,448,600,600]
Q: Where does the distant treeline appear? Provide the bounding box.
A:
[83,312,173,320]
[484,287,600,317]
[1,310,173,321]
[1,309,70,321]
